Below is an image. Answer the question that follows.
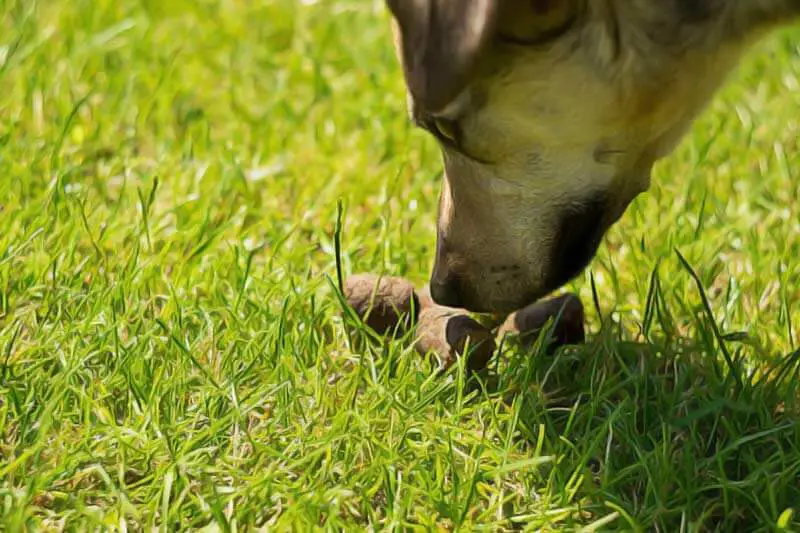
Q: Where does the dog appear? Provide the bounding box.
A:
[384,0,799,314]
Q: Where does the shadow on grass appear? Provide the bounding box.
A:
[490,325,800,531]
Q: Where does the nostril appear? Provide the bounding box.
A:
[429,276,463,308]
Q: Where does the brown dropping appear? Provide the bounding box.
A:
[414,285,495,372]
[342,273,420,337]
[498,292,585,353]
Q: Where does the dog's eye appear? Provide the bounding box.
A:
[496,0,577,45]
[432,118,459,144]
[421,116,493,164]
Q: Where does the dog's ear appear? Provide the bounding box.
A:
[386,0,498,114]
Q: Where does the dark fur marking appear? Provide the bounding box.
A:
[546,194,609,289]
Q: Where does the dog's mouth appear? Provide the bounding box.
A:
[545,194,610,290]
[432,196,616,314]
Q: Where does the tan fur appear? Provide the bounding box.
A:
[387,0,800,313]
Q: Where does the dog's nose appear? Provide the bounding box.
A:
[431,229,465,307]
[429,274,463,308]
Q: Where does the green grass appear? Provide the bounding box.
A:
[1,0,799,530]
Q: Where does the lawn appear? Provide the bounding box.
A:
[1,0,799,530]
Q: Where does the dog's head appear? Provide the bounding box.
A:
[386,0,765,313]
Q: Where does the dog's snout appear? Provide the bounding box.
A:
[429,273,463,308]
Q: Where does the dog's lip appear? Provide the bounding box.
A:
[459,288,547,315]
